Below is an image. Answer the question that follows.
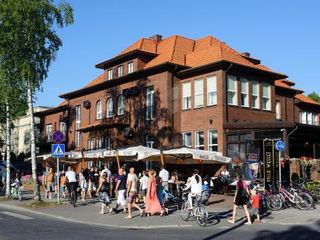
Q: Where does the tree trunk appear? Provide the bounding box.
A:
[27,82,40,201]
[5,103,11,197]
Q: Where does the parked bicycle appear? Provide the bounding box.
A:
[180,190,209,227]
[278,182,313,210]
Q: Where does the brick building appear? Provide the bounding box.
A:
[36,34,320,178]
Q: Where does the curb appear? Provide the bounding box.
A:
[0,202,193,229]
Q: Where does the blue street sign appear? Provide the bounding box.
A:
[275,140,285,152]
[51,144,65,157]
[52,131,64,144]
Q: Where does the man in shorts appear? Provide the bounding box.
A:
[125,167,143,219]
[110,168,127,214]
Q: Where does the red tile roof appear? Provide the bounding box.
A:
[275,79,303,93]
[296,94,320,106]
[77,34,286,92]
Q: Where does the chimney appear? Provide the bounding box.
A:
[242,52,251,57]
[149,34,162,42]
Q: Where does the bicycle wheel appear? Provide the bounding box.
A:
[266,194,282,211]
[180,201,190,221]
[196,205,208,227]
[295,192,313,210]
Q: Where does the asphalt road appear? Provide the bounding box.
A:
[0,206,319,240]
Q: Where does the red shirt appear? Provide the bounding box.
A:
[251,194,260,209]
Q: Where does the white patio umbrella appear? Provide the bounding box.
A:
[118,145,161,161]
[162,147,231,164]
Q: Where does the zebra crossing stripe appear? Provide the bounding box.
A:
[1,211,34,220]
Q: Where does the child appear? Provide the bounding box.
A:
[60,171,66,198]
[250,189,261,223]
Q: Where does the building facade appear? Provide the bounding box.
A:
[37,34,320,178]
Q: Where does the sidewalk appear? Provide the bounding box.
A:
[1,191,319,229]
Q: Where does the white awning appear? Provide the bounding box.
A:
[162,147,231,164]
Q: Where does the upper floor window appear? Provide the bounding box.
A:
[207,76,217,106]
[146,136,154,148]
[107,69,113,80]
[262,83,271,111]
[183,132,192,147]
[208,129,218,152]
[251,81,260,109]
[96,138,103,149]
[59,122,67,140]
[240,78,249,107]
[307,112,313,125]
[106,98,113,118]
[299,111,307,124]
[75,105,81,147]
[146,87,154,120]
[46,124,52,142]
[275,100,281,120]
[313,114,319,126]
[194,79,204,108]
[102,137,111,150]
[24,131,30,145]
[227,75,238,106]
[88,138,95,150]
[182,82,191,110]
[118,65,123,78]
[96,100,102,119]
[195,131,204,150]
[128,62,133,74]
[117,95,124,115]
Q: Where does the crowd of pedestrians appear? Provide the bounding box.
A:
[41,163,263,224]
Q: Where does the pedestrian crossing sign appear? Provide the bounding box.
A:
[51,144,65,158]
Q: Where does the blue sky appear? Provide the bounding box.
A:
[36,0,320,107]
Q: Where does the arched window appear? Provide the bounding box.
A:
[117,95,124,115]
[96,100,102,119]
[106,98,113,118]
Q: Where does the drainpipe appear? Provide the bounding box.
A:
[223,63,233,156]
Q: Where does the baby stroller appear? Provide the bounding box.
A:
[163,188,184,210]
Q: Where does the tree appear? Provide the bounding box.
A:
[0,0,73,201]
[307,92,320,103]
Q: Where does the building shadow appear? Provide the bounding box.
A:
[250,220,320,240]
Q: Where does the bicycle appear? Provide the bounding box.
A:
[278,182,313,210]
[68,182,77,207]
[180,191,209,227]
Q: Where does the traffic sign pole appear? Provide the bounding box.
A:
[57,157,60,204]
[279,150,282,185]
[275,140,285,186]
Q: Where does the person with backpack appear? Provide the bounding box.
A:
[228,174,252,225]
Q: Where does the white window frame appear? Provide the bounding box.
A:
[107,69,113,80]
[46,124,52,142]
[88,138,95,150]
[75,105,81,147]
[182,132,192,147]
[59,122,67,140]
[118,65,123,78]
[262,83,271,111]
[208,129,218,152]
[275,100,281,120]
[117,95,124,115]
[240,78,249,107]
[195,131,204,150]
[146,87,154,120]
[227,75,238,106]
[106,98,113,118]
[96,138,103,149]
[96,100,102,119]
[146,136,154,148]
[128,62,133,74]
[207,76,217,106]
[307,112,313,125]
[182,82,191,110]
[103,137,111,150]
[251,81,260,109]
[300,111,307,124]
[313,114,319,126]
[194,79,204,108]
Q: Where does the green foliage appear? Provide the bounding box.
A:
[307,92,320,103]
[0,0,74,91]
